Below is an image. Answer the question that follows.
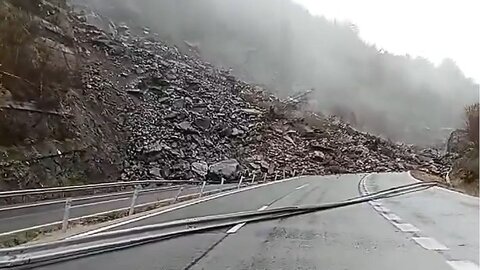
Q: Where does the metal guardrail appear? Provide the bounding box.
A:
[1,168,306,200]
[0,183,237,239]
[0,169,306,240]
[0,185,184,213]
[0,181,439,269]
[0,179,201,199]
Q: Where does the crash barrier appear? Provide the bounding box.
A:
[0,169,304,240]
[0,181,438,268]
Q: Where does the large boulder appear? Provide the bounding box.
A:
[447,129,471,154]
[191,161,208,177]
[207,159,239,182]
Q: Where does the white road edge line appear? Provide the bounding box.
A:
[407,171,477,200]
[71,197,130,209]
[446,260,479,270]
[227,205,269,234]
[70,177,303,238]
[0,221,62,238]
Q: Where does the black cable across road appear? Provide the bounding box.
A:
[0,181,438,269]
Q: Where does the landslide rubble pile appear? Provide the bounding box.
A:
[74,17,452,183]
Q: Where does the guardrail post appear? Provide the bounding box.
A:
[251,173,256,184]
[220,177,225,191]
[128,186,140,216]
[237,176,244,189]
[274,172,278,181]
[293,170,296,177]
[62,198,72,233]
[199,181,206,198]
[173,186,184,203]
[263,172,267,182]
[282,168,286,179]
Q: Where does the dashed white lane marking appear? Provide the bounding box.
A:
[296,184,310,190]
[392,223,420,232]
[226,222,246,234]
[228,182,310,234]
[362,174,475,269]
[369,201,382,207]
[74,176,303,238]
[257,205,268,211]
[446,260,479,270]
[412,237,449,250]
[375,206,391,213]
[381,213,402,222]
[227,205,268,234]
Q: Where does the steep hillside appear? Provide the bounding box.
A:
[0,0,133,190]
[74,0,479,146]
[0,1,453,190]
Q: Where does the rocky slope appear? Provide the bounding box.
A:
[0,1,453,190]
[76,10,453,183]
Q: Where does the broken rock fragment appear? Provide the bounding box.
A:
[207,159,240,182]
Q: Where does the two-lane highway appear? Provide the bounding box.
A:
[30,173,478,270]
[0,183,236,234]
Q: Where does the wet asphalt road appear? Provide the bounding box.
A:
[0,184,234,234]
[35,173,479,270]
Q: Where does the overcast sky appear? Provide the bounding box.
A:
[293,0,480,83]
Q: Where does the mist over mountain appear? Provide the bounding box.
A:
[73,0,479,146]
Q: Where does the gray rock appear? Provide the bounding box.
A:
[447,129,471,154]
[194,117,211,130]
[149,167,162,177]
[249,162,261,170]
[240,108,263,115]
[231,128,244,136]
[177,121,197,133]
[312,151,325,161]
[208,159,239,181]
[191,161,208,176]
[258,160,269,170]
